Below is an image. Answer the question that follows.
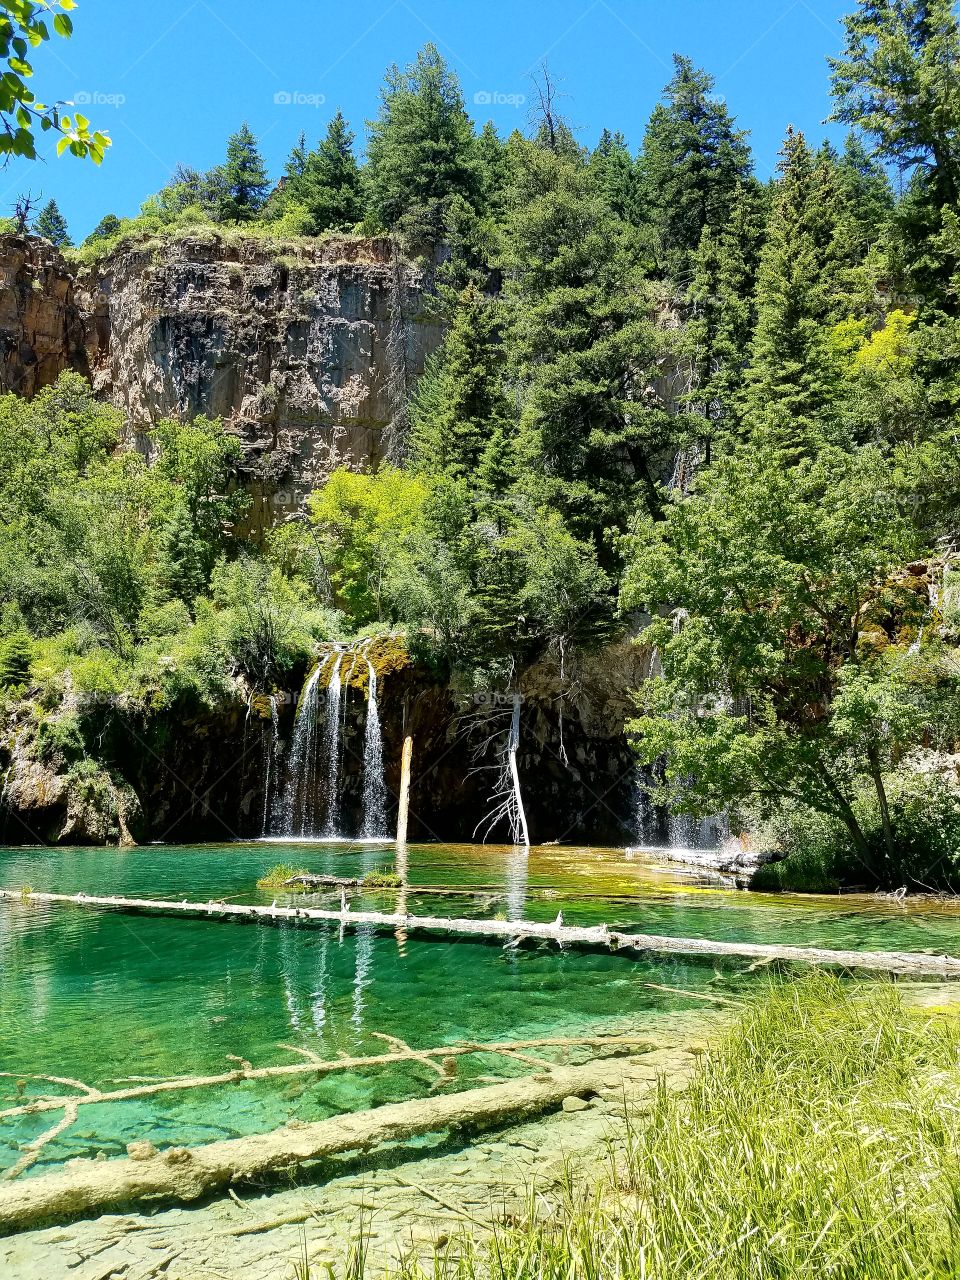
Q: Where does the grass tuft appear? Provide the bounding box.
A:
[256,863,308,891]
[369,975,960,1279]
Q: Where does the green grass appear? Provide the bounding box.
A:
[255,863,308,890]
[330,976,960,1279]
[362,869,403,889]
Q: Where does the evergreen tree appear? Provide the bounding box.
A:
[219,123,270,223]
[637,55,752,286]
[409,283,511,480]
[833,132,894,264]
[84,212,121,246]
[284,132,309,181]
[294,112,362,233]
[742,128,845,454]
[830,0,960,207]
[365,44,481,246]
[34,198,71,247]
[685,178,766,450]
[476,121,512,221]
[505,139,684,548]
[476,423,518,497]
[588,128,641,223]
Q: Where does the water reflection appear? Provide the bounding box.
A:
[505,846,529,921]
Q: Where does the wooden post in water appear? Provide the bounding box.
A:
[396,734,414,844]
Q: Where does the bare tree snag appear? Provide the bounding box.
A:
[396,734,413,845]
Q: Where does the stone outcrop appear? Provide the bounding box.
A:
[0,235,86,396]
[77,231,440,532]
[0,231,441,534]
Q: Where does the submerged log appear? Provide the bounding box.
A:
[284,875,507,899]
[0,1060,632,1234]
[2,888,959,977]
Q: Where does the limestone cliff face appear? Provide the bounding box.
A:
[0,235,86,397]
[0,231,439,530]
[76,232,440,530]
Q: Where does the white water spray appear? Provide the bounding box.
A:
[320,651,344,838]
[361,658,389,839]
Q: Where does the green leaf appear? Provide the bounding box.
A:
[56,133,71,155]
[59,0,78,9]
[53,13,72,38]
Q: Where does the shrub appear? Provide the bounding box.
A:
[751,764,960,893]
[35,712,86,763]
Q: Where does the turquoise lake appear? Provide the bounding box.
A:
[2,840,959,1177]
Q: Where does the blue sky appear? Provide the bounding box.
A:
[10,0,856,238]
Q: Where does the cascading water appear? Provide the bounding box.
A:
[630,763,727,854]
[261,695,280,836]
[268,639,394,841]
[271,649,341,838]
[361,657,389,839]
[320,651,344,838]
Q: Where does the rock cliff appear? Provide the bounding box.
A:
[0,231,440,532]
[0,235,87,396]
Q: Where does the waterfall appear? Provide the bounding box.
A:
[630,763,727,853]
[667,809,728,852]
[634,768,659,846]
[261,695,280,836]
[285,659,327,837]
[361,657,388,839]
[268,638,394,841]
[320,651,344,838]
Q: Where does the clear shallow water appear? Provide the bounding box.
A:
[2,841,960,1177]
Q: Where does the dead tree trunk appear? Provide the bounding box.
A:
[0,1061,634,1234]
[2,890,959,977]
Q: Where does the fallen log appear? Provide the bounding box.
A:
[2,888,959,977]
[0,1060,632,1235]
[283,875,508,899]
[0,1032,659,1128]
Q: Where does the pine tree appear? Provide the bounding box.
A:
[219,123,270,223]
[830,0,960,207]
[366,44,481,246]
[588,129,641,224]
[742,128,846,455]
[505,139,683,548]
[84,212,121,245]
[476,423,518,497]
[685,178,767,451]
[833,132,894,263]
[284,132,308,181]
[409,283,511,480]
[476,121,511,221]
[34,198,71,247]
[293,112,362,233]
[637,56,752,286]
